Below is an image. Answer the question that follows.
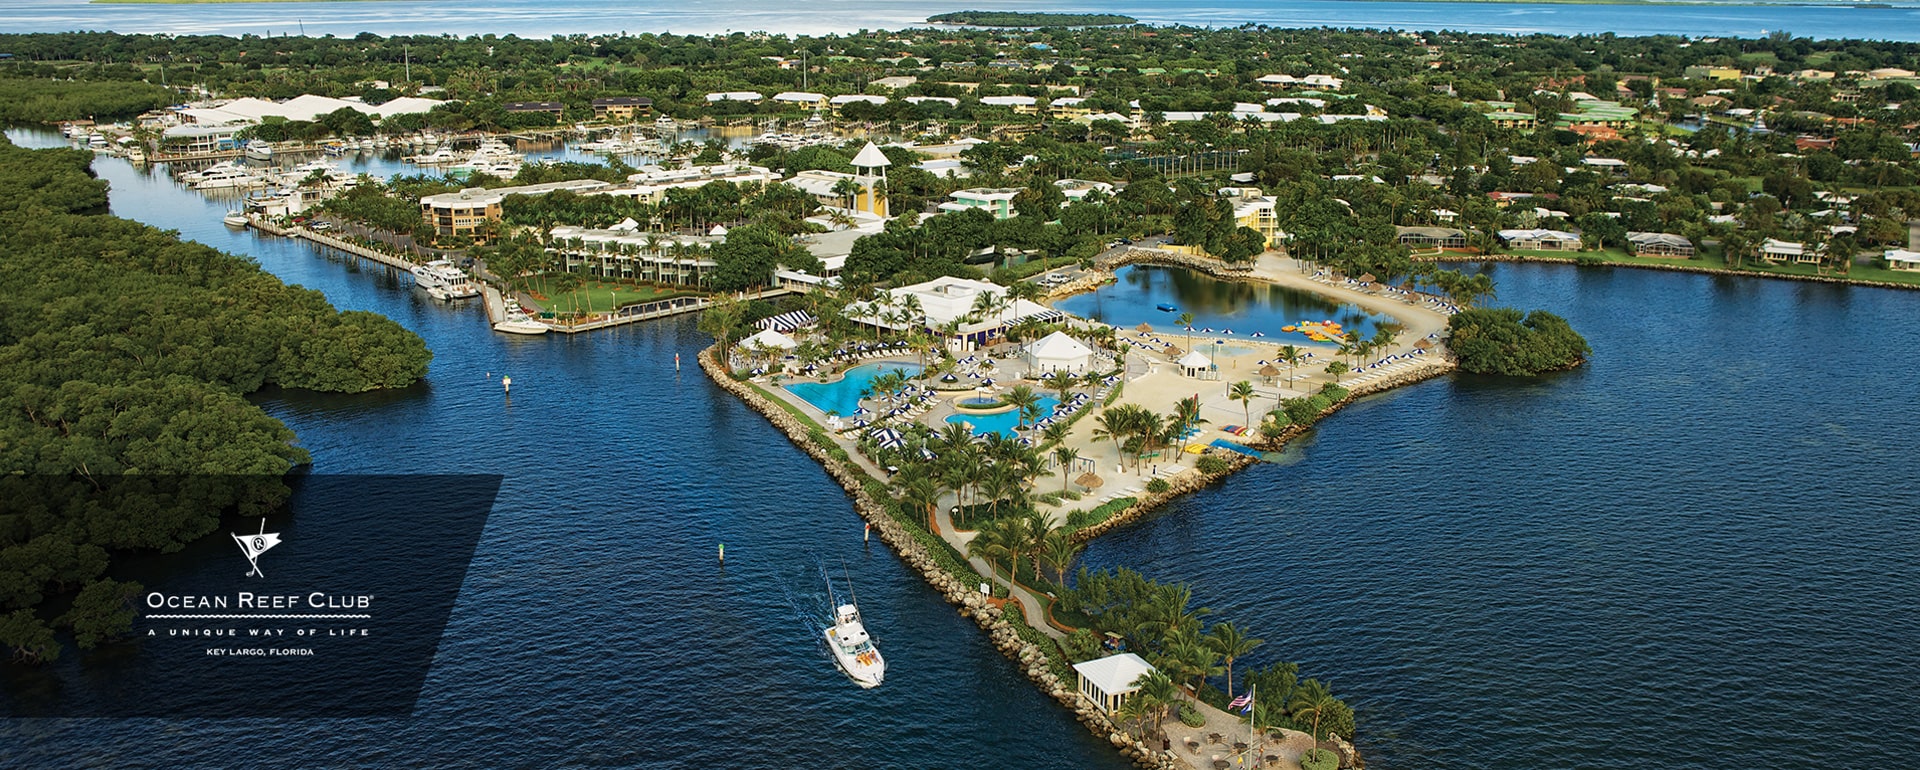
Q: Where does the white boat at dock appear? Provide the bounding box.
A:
[823,571,885,689]
[193,165,265,190]
[493,298,550,334]
[223,211,250,228]
[412,259,482,301]
[245,139,274,161]
[406,145,459,165]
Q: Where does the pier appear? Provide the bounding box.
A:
[247,215,418,272]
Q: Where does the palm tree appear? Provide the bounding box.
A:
[1206,622,1264,699]
[1176,311,1196,350]
[1131,668,1180,737]
[1278,344,1303,389]
[1042,369,1078,405]
[831,177,863,212]
[1039,529,1082,587]
[1052,446,1080,493]
[1114,688,1155,742]
[1090,408,1132,469]
[1288,690,1340,741]
[1004,384,1041,431]
[1229,380,1256,427]
[1325,360,1349,383]
[899,475,941,529]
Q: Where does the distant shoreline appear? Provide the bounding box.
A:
[92,0,392,4]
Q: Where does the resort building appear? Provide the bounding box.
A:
[544,224,723,286]
[904,96,961,108]
[1395,225,1468,249]
[600,163,782,205]
[1024,331,1094,375]
[1884,249,1920,271]
[160,124,244,154]
[420,179,612,236]
[1221,188,1283,248]
[843,277,1061,345]
[1049,97,1093,121]
[939,188,1022,220]
[1177,350,1217,379]
[869,76,918,90]
[772,91,829,110]
[829,94,889,112]
[1627,232,1695,258]
[591,97,653,120]
[1485,111,1538,130]
[1072,653,1157,715]
[979,95,1040,115]
[1498,228,1582,251]
[705,91,766,103]
[782,142,893,220]
[1684,65,1743,81]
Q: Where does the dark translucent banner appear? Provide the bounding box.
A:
[1,475,501,717]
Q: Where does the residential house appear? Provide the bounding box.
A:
[502,101,565,118]
[979,95,1039,115]
[939,188,1022,220]
[1627,232,1695,258]
[771,91,829,110]
[1883,248,1920,271]
[1498,228,1582,251]
[1759,237,1817,264]
[1395,225,1467,249]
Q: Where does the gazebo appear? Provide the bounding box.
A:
[738,327,797,352]
[1177,350,1215,379]
[1072,652,1156,714]
[1025,331,1094,375]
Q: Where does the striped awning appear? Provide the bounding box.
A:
[757,310,817,332]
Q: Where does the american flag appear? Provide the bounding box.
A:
[1228,693,1253,711]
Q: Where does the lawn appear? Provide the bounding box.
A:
[522,275,703,314]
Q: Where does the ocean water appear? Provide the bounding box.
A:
[8,0,1920,41]
[1080,262,1920,768]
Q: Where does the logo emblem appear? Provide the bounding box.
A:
[233,519,282,578]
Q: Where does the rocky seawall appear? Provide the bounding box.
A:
[699,345,1189,769]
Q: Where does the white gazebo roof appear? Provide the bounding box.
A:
[1072,653,1155,695]
[1177,350,1214,369]
[1885,248,1920,264]
[1028,331,1092,359]
[738,328,797,350]
[850,141,892,169]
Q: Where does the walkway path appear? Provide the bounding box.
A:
[930,493,1068,640]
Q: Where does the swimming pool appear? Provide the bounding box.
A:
[945,396,1061,438]
[784,361,923,417]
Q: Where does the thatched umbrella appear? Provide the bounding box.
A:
[1164,345,1184,359]
[1415,339,1434,350]
[1258,363,1281,383]
[1357,272,1376,284]
[1135,322,1153,333]
[1075,472,1104,490]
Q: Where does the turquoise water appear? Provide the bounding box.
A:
[13,0,1920,40]
[783,361,922,417]
[1056,265,1385,344]
[946,396,1060,438]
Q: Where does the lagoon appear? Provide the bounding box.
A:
[1054,264,1386,343]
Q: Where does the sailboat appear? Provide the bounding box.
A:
[823,566,885,688]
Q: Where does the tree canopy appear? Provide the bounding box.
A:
[1447,307,1591,376]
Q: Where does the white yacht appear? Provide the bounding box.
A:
[493,298,549,335]
[245,139,274,161]
[406,145,459,165]
[193,166,264,190]
[412,259,481,301]
[654,114,678,131]
[822,571,884,689]
[223,210,250,228]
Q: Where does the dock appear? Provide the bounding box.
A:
[247,215,417,272]
[536,295,712,333]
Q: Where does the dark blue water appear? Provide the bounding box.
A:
[0,130,1131,769]
[13,0,1920,41]
[1055,264,1384,342]
[1081,263,1920,768]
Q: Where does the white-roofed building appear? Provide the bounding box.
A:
[979,95,1039,114]
[545,225,723,285]
[772,91,828,109]
[1025,331,1094,375]
[1627,232,1695,258]
[1055,179,1115,201]
[870,76,918,90]
[176,94,442,126]
[1072,653,1157,714]
[1049,97,1091,120]
[785,141,891,219]
[1498,228,1582,251]
[939,188,1022,220]
[1760,237,1815,264]
[738,327,798,352]
[829,94,889,110]
[915,159,971,178]
[904,96,960,108]
[1178,350,1216,379]
[420,179,612,236]
[599,163,781,205]
[1884,249,1920,271]
[844,276,1062,344]
[706,91,765,103]
[1257,73,1345,90]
